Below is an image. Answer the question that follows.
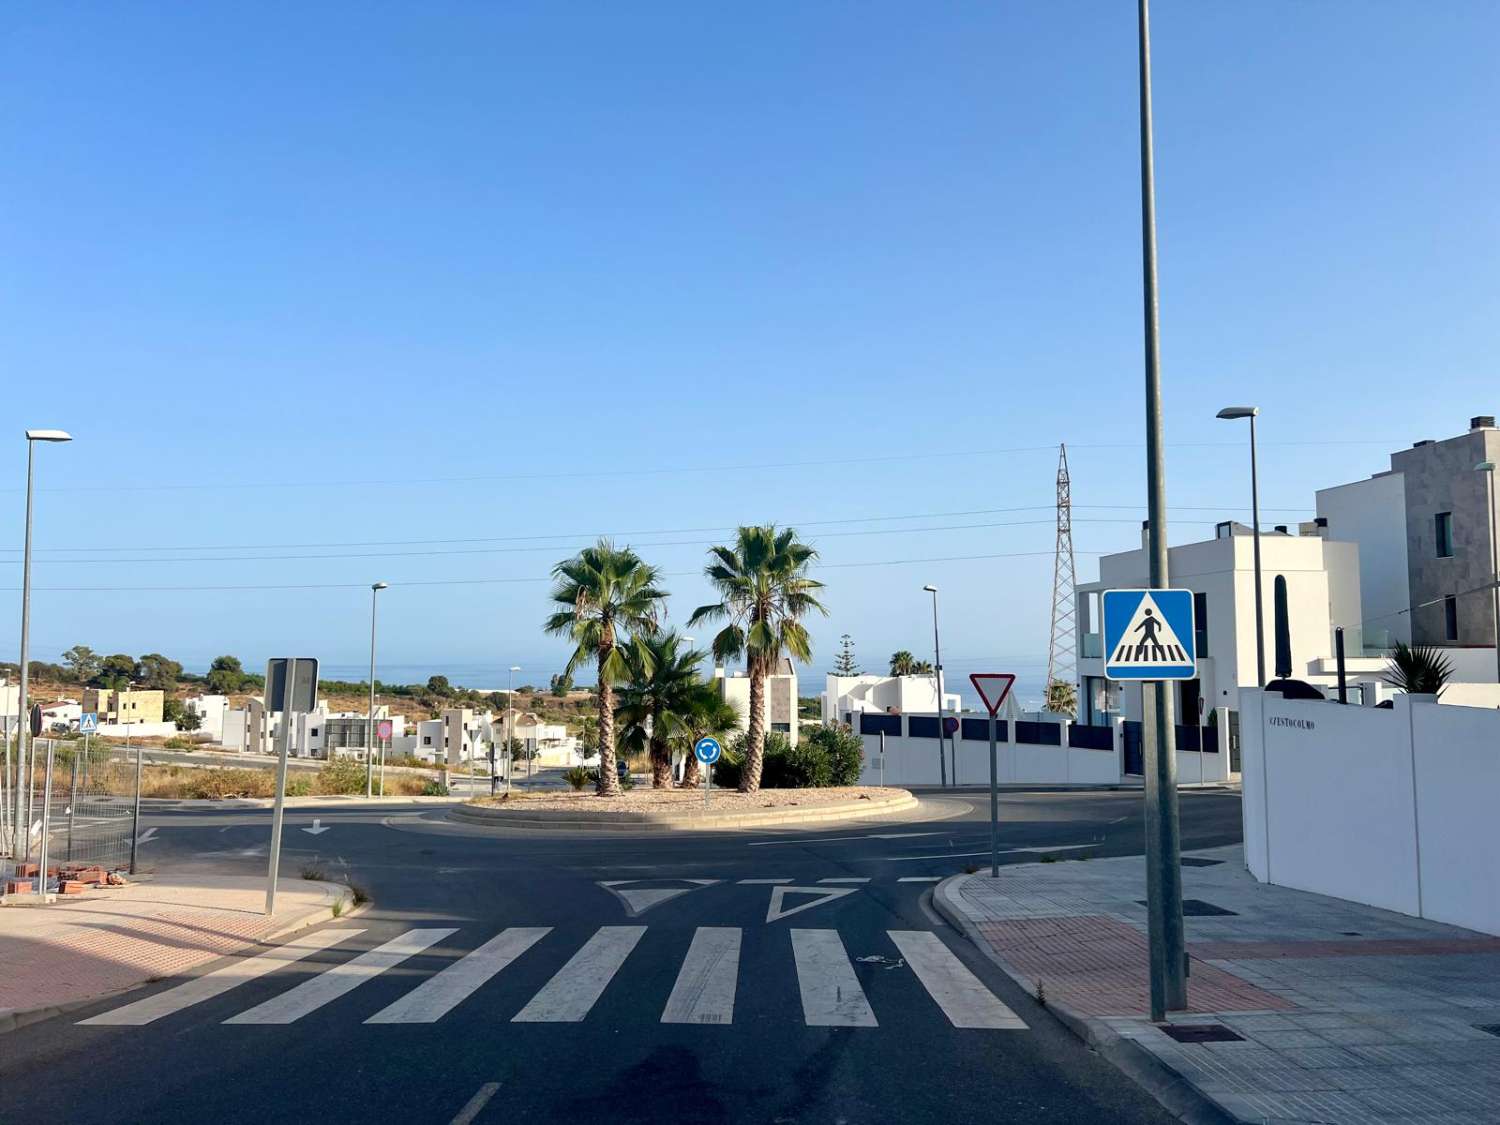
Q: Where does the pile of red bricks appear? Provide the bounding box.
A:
[4,863,125,897]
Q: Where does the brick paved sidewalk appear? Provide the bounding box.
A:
[1,874,351,1032]
[938,845,1500,1124]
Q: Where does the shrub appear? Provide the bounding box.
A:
[314,757,368,796]
[420,778,449,796]
[763,738,830,788]
[285,775,312,797]
[181,768,276,799]
[163,736,196,750]
[806,722,864,786]
[563,766,592,791]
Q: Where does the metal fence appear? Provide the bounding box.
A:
[5,737,137,886]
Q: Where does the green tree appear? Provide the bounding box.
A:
[1045,679,1078,717]
[543,540,667,797]
[99,653,138,687]
[616,632,707,789]
[175,706,203,733]
[205,655,245,695]
[889,650,918,676]
[911,659,934,675]
[62,645,101,684]
[137,653,183,691]
[426,675,452,697]
[689,525,826,793]
[833,634,859,676]
[549,673,573,697]
[677,690,742,789]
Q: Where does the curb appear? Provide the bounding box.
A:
[932,874,1236,1125]
[0,879,356,1037]
[448,790,918,831]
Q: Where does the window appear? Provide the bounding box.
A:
[771,722,791,733]
[1436,512,1454,558]
[309,728,319,738]
[1444,594,1458,641]
[422,735,432,746]
[1193,591,1208,654]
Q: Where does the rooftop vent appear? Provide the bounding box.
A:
[1413,440,1433,448]
[1472,416,1495,430]
[1274,525,1289,534]
[1315,516,1328,527]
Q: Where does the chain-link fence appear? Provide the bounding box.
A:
[4,737,136,888]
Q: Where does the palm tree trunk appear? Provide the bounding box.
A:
[679,751,700,788]
[596,649,621,797]
[741,661,767,793]
[650,734,671,789]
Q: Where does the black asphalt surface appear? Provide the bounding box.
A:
[0,787,1243,1125]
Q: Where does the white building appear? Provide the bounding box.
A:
[412,708,494,766]
[821,673,961,726]
[39,699,82,731]
[1075,522,1363,726]
[183,694,228,741]
[715,661,800,745]
[497,711,580,766]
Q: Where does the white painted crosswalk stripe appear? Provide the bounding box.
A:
[79,928,365,1026]
[225,928,456,1025]
[512,926,644,1023]
[661,927,740,1025]
[887,930,1027,1029]
[366,928,550,1024]
[817,877,870,884]
[790,929,877,1027]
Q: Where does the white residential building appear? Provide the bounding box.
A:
[715,661,800,745]
[821,674,960,725]
[184,694,228,741]
[497,711,581,766]
[412,708,493,766]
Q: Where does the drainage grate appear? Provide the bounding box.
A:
[1180,857,1224,868]
[1476,1024,1500,1039]
[1137,898,1239,917]
[1161,1023,1245,1044]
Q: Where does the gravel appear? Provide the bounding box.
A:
[468,786,907,813]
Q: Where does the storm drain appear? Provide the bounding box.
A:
[1136,898,1238,917]
[1160,1023,1245,1045]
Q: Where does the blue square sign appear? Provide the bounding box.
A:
[1103,588,1197,681]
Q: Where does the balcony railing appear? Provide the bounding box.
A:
[1081,633,1102,659]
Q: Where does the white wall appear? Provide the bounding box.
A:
[1317,471,1411,647]
[1241,688,1500,935]
[856,716,1121,787]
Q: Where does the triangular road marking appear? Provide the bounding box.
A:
[597,880,720,917]
[765,885,857,924]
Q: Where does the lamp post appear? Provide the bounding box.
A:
[11,429,71,861]
[1217,406,1265,687]
[506,665,520,792]
[923,585,952,787]
[1476,462,1500,685]
[365,582,388,798]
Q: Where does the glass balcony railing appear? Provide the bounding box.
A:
[1081,633,1102,659]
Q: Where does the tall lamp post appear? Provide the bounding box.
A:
[365,582,388,798]
[11,429,71,861]
[922,585,952,787]
[506,665,520,791]
[1217,406,1265,686]
[1476,462,1500,685]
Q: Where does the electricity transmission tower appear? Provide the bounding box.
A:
[1046,443,1078,695]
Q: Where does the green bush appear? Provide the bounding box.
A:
[710,727,863,789]
[563,766,592,791]
[420,778,449,796]
[315,757,368,796]
[806,722,864,786]
[285,775,312,797]
[163,736,196,750]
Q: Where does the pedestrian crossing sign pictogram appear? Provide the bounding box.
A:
[1103,588,1196,681]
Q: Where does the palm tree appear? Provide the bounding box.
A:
[617,632,708,789]
[543,540,667,796]
[911,659,934,675]
[889,650,918,676]
[677,689,741,789]
[1045,679,1078,717]
[1383,642,1453,697]
[689,525,827,793]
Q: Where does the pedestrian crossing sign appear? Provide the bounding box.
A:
[1102,588,1196,681]
[79,712,98,734]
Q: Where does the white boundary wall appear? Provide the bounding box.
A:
[1241,688,1500,936]
[857,717,1121,787]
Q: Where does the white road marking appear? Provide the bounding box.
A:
[136,827,158,845]
[225,928,455,1024]
[597,880,718,917]
[748,831,942,847]
[366,928,550,1024]
[765,885,857,923]
[80,929,365,1026]
[897,876,943,883]
[512,926,644,1023]
[790,929,877,1027]
[1011,845,1092,854]
[449,1082,501,1125]
[817,877,871,884]
[661,927,740,1025]
[737,878,792,885]
[885,850,993,863]
[887,930,1027,1029]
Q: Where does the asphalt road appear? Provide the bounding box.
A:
[1,786,1243,1125]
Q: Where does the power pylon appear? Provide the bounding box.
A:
[1046,443,1078,694]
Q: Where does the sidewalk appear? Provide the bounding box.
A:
[0,873,352,1033]
[937,845,1500,1124]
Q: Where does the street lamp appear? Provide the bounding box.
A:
[1217,406,1265,687]
[365,582,388,798]
[1476,462,1500,686]
[922,585,952,787]
[506,665,521,792]
[10,429,71,861]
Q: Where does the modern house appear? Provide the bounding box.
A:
[821,673,961,725]
[715,661,800,745]
[81,687,165,726]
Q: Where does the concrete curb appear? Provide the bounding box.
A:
[0,879,355,1037]
[448,789,918,831]
[142,794,463,809]
[932,874,1235,1125]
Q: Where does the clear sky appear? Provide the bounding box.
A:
[3,2,1497,702]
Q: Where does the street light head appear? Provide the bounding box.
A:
[1215,406,1259,421]
[25,429,72,443]
[509,665,521,672]
[1475,461,1496,472]
[372,581,389,591]
[922,584,938,593]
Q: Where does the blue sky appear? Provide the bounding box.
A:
[2,2,1497,702]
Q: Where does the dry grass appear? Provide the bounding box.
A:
[79,762,432,800]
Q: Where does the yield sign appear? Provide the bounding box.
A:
[969,674,1016,717]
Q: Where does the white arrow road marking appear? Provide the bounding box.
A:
[302,819,330,836]
[136,827,158,845]
[597,879,718,917]
[765,885,857,923]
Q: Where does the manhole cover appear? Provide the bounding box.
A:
[1180,857,1223,867]
[1136,898,1238,917]
[1161,1023,1245,1044]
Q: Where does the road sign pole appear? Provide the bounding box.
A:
[265,662,298,916]
[36,742,54,902]
[1138,0,1186,1020]
[705,761,711,810]
[67,750,78,862]
[988,713,999,877]
[129,738,143,874]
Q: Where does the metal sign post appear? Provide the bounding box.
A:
[694,737,722,811]
[969,675,1016,878]
[265,658,320,916]
[129,735,143,874]
[36,742,54,902]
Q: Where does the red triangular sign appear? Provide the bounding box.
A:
[969,673,1016,717]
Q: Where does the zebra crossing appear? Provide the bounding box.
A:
[79,924,1026,1032]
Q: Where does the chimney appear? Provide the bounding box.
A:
[1141,519,1150,551]
[1471,415,1495,431]
[1274,524,1289,534]
[1215,520,1233,540]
